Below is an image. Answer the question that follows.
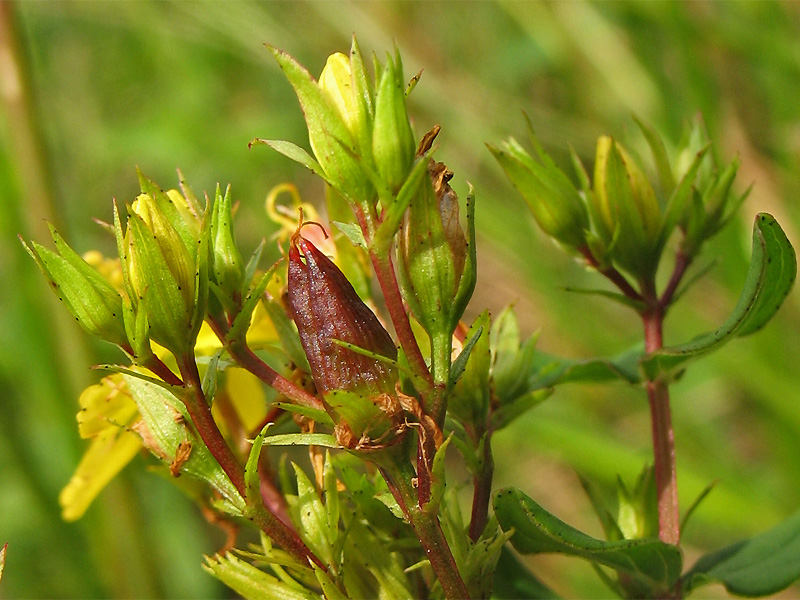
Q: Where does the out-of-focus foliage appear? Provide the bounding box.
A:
[2,2,799,597]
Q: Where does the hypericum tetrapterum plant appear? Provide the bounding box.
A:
[19,36,800,600]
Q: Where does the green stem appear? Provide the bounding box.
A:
[430,331,452,426]
[381,460,470,600]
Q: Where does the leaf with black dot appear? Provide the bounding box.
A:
[641,213,796,380]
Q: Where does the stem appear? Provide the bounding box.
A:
[175,353,246,496]
[429,332,452,426]
[207,315,324,411]
[230,342,325,411]
[354,205,434,390]
[580,247,643,303]
[642,303,680,545]
[381,461,470,600]
[176,353,323,567]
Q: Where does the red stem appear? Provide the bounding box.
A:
[642,295,680,545]
[353,205,434,390]
[175,354,246,496]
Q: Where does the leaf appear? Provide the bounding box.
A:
[529,346,643,388]
[492,545,560,599]
[261,433,340,448]
[123,375,244,509]
[244,424,269,505]
[332,220,367,249]
[272,402,335,427]
[253,138,328,182]
[641,213,796,380]
[288,464,333,565]
[203,552,318,600]
[682,509,800,597]
[494,488,682,594]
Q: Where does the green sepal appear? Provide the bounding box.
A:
[372,49,415,193]
[641,213,796,380]
[494,487,683,595]
[210,183,245,312]
[449,184,478,331]
[202,552,318,600]
[449,311,490,426]
[681,508,800,597]
[268,46,372,205]
[23,227,127,347]
[373,152,430,251]
[244,424,270,506]
[633,116,676,197]
[136,169,200,256]
[324,389,386,440]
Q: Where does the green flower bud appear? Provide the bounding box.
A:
[372,50,415,193]
[592,136,663,279]
[210,184,244,312]
[23,225,128,347]
[119,190,207,357]
[489,136,589,249]
[270,45,374,205]
[398,157,476,341]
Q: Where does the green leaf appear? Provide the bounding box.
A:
[262,433,340,448]
[272,402,335,427]
[331,220,367,249]
[288,464,333,565]
[123,376,244,510]
[494,488,682,594]
[492,545,560,599]
[254,139,329,182]
[314,566,347,600]
[244,424,270,505]
[682,509,800,597]
[642,213,796,380]
[530,345,643,388]
[203,552,317,600]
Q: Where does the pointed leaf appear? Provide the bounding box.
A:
[203,552,317,600]
[683,509,800,597]
[494,488,682,593]
[642,214,796,380]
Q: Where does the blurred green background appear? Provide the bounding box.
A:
[1,1,799,598]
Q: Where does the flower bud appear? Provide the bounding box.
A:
[287,230,403,446]
[270,45,374,205]
[210,184,244,311]
[489,136,589,249]
[23,225,128,347]
[372,51,416,193]
[120,189,206,357]
[592,136,663,279]
[397,158,475,341]
[287,230,397,397]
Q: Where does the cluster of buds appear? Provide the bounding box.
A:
[490,118,746,282]
[24,172,246,364]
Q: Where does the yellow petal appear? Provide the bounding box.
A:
[225,367,267,432]
[59,426,142,521]
[77,375,139,439]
